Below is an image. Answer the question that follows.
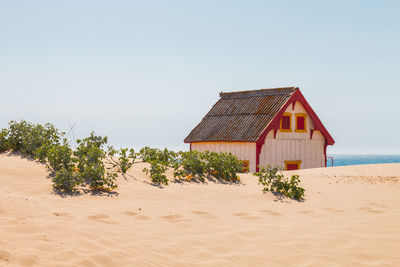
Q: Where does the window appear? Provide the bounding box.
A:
[280,113,292,132]
[241,160,249,172]
[285,160,301,171]
[295,113,307,132]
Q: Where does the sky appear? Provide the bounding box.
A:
[0,0,399,154]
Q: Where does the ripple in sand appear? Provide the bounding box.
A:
[299,210,324,218]
[233,212,251,217]
[122,211,138,216]
[88,214,118,224]
[233,212,262,220]
[359,206,384,214]
[160,214,189,223]
[191,210,217,219]
[162,214,183,220]
[323,207,345,213]
[0,249,12,263]
[53,212,69,217]
[259,209,283,216]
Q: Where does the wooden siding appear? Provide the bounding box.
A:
[259,101,325,169]
[191,142,257,172]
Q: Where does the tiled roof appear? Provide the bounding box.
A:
[184,87,297,142]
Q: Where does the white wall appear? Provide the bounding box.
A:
[191,142,257,172]
[259,101,326,169]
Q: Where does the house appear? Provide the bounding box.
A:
[184,87,334,172]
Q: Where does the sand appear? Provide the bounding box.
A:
[0,152,399,266]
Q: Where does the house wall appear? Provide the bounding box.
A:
[191,142,257,172]
[259,101,326,170]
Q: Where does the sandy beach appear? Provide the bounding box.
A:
[0,152,399,266]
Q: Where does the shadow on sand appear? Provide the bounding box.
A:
[52,187,119,198]
[268,191,305,203]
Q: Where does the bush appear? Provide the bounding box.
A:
[74,132,117,191]
[0,128,9,152]
[7,120,30,152]
[143,163,169,185]
[139,147,176,165]
[139,147,176,185]
[203,151,242,181]
[46,139,74,172]
[138,148,243,184]
[52,167,81,191]
[173,151,207,182]
[5,120,64,161]
[254,165,305,200]
[107,147,136,174]
[1,120,124,193]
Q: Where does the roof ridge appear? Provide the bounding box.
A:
[219,87,298,98]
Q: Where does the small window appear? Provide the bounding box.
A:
[241,160,249,172]
[295,113,307,132]
[285,160,301,171]
[280,113,292,132]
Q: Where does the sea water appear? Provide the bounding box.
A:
[327,154,400,167]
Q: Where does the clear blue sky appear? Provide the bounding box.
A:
[0,0,399,154]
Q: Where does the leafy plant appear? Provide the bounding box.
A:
[46,139,75,172]
[203,151,242,181]
[173,151,207,182]
[52,167,80,191]
[0,128,9,152]
[74,132,117,191]
[107,147,136,174]
[5,120,64,161]
[139,147,176,165]
[139,147,176,185]
[254,165,305,200]
[143,163,169,185]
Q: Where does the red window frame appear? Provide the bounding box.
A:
[280,113,292,132]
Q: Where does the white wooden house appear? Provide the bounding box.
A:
[184,87,334,172]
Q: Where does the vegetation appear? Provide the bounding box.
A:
[46,140,74,172]
[173,151,207,182]
[74,133,117,191]
[107,147,137,174]
[3,120,64,161]
[254,165,305,200]
[139,147,176,185]
[0,121,121,192]
[203,151,242,181]
[0,120,248,194]
[0,128,9,152]
[139,148,243,185]
[52,166,80,191]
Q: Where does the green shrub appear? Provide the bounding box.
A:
[143,162,169,185]
[5,120,64,161]
[139,149,243,185]
[74,132,117,191]
[0,128,9,152]
[107,147,136,174]
[7,120,30,152]
[139,147,176,185]
[52,167,81,191]
[139,147,176,165]
[46,139,74,172]
[1,120,123,193]
[203,151,242,181]
[173,151,207,182]
[254,165,305,200]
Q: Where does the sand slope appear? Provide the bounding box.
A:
[0,153,399,266]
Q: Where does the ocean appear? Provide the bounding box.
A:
[327,154,400,167]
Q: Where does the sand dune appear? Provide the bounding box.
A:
[0,153,399,266]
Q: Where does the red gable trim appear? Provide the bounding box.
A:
[255,88,335,171]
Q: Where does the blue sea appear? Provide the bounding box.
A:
[327,154,400,167]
